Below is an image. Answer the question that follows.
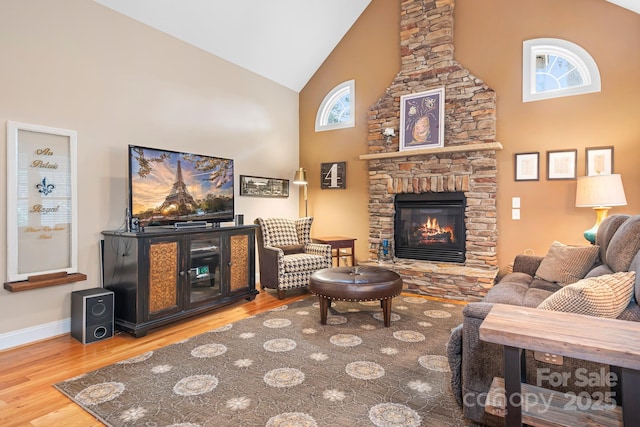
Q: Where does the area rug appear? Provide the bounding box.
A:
[54,295,467,427]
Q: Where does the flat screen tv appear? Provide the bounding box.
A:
[128,145,234,227]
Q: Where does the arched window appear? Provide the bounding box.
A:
[315,80,355,132]
[522,38,601,102]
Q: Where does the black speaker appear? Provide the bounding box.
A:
[71,288,114,344]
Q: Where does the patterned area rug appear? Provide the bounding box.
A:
[54,295,467,427]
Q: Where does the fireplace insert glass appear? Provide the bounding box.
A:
[394,192,466,263]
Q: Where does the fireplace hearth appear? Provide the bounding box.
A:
[394,193,466,263]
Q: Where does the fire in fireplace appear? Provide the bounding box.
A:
[394,192,466,263]
[416,216,456,244]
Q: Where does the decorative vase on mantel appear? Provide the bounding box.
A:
[382,128,396,146]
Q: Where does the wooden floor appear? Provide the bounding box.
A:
[0,288,311,427]
[0,288,464,427]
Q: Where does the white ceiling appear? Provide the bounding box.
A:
[94,0,371,92]
[607,0,640,15]
[94,1,637,93]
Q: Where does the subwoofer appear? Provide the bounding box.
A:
[71,288,114,344]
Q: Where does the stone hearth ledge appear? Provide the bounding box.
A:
[360,259,498,302]
[359,142,503,160]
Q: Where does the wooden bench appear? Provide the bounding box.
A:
[479,304,640,427]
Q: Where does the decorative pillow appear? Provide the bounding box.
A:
[534,241,599,286]
[537,271,636,318]
[604,216,640,272]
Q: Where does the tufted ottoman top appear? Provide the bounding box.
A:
[309,266,403,301]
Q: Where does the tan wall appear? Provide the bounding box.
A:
[455,0,640,266]
[300,0,640,271]
[0,0,300,341]
[299,0,401,257]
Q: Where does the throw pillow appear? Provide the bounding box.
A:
[537,271,636,318]
[535,241,599,286]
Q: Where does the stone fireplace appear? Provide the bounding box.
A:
[361,0,501,301]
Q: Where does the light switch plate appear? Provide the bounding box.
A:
[512,197,521,208]
[512,209,520,220]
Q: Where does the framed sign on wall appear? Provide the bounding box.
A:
[320,162,346,189]
[6,121,79,284]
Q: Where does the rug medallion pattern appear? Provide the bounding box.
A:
[54,296,466,426]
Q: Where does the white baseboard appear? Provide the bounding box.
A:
[0,318,70,351]
[1,274,263,351]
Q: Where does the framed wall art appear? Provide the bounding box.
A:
[547,149,577,180]
[239,175,289,197]
[6,121,79,282]
[320,161,346,189]
[514,152,540,181]
[399,87,445,151]
[585,146,613,176]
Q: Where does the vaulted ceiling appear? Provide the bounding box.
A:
[94,0,371,92]
[94,0,637,93]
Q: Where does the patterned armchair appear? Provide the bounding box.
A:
[254,217,332,299]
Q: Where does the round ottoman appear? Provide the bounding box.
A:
[308,266,403,327]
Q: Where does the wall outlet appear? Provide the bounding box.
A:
[534,351,564,365]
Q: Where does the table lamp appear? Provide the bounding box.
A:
[293,167,308,216]
[575,174,627,244]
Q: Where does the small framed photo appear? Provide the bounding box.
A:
[239,175,289,197]
[585,146,613,176]
[399,87,445,151]
[546,149,577,180]
[514,152,540,181]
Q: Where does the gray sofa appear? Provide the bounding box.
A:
[447,214,640,426]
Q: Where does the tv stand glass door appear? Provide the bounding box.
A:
[188,236,221,305]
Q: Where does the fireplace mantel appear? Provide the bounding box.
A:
[359,142,503,160]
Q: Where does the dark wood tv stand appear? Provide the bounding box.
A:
[102,225,258,337]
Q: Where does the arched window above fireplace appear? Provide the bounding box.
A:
[315,80,355,131]
[522,38,601,102]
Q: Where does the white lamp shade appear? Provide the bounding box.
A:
[575,174,627,207]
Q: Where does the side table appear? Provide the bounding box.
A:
[479,304,639,427]
[312,236,356,267]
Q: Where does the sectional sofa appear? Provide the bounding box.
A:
[447,214,640,426]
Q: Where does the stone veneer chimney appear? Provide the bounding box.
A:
[362,0,501,301]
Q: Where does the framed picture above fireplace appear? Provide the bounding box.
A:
[399,87,445,151]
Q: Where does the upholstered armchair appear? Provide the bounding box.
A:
[254,217,332,299]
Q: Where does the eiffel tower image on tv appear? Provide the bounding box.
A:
[160,160,198,215]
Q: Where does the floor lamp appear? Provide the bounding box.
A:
[293,167,308,216]
[575,174,627,244]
